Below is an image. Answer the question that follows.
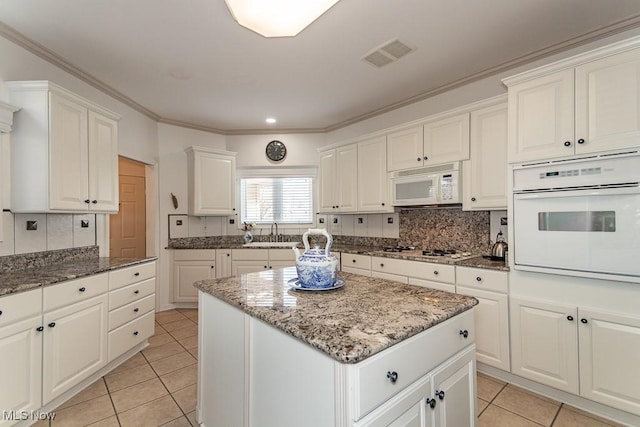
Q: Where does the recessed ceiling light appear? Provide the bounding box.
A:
[225,0,340,38]
[265,117,277,124]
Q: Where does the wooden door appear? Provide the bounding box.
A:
[110,157,146,258]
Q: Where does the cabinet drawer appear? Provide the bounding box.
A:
[109,294,155,331]
[351,309,474,420]
[0,288,42,327]
[406,261,455,284]
[456,267,508,293]
[108,310,155,362]
[173,250,216,262]
[232,249,269,261]
[44,273,108,312]
[269,249,296,261]
[109,262,156,290]
[342,253,371,270]
[109,278,155,310]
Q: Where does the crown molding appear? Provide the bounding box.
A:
[2,14,640,135]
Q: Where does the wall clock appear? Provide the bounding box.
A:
[266,140,287,162]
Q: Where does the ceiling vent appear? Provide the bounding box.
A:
[362,39,415,68]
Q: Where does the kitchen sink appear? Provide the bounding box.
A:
[242,242,300,248]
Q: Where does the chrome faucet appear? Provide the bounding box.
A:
[275,222,279,242]
[269,222,279,242]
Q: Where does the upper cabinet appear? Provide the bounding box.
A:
[505,43,640,163]
[386,114,469,172]
[7,81,120,213]
[318,144,358,213]
[186,146,237,216]
[357,136,391,212]
[0,101,19,242]
[463,101,508,210]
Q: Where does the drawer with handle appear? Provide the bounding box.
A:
[108,310,155,362]
[456,267,508,293]
[0,288,42,327]
[350,309,474,421]
[109,261,156,291]
[43,273,108,312]
[342,253,372,270]
[109,294,155,331]
[109,278,155,310]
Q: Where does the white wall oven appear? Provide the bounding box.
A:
[513,152,640,282]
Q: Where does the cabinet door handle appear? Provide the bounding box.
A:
[471,197,476,202]
[426,398,436,409]
[459,329,469,338]
[436,390,445,400]
[269,266,273,269]
[577,138,585,144]
[48,322,56,328]
[416,157,421,162]
[352,259,356,263]
[476,276,482,282]
[91,200,98,204]
[423,156,428,161]
[134,308,139,313]
[36,326,44,332]
[386,371,398,383]
[0,310,3,316]
[380,263,384,268]
[567,315,574,321]
[264,265,268,269]
[134,290,140,294]
[211,266,215,269]
[381,202,385,206]
[134,272,140,276]
[581,318,588,324]
[84,199,91,204]
[433,271,439,276]
[133,331,139,336]
[564,141,571,147]
[79,287,86,292]
[227,254,230,257]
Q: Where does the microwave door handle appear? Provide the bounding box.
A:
[514,186,640,200]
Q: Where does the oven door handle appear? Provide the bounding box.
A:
[514,185,640,200]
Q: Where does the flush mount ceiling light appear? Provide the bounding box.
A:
[265,117,277,124]
[225,0,340,38]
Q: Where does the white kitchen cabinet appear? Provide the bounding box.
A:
[511,296,640,416]
[386,126,424,172]
[370,256,456,291]
[231,248,296,276]
[318,144,358,213]
[7,81,120,213]
[42,293,108,404]
[0,289,43,424]
[185,146,237,216]
[423,113,470,166]
[505,44,640,163]
[0,101,19,243]
[199,291,476,427]
[578,308,640,416]
[341,252,372,276]
[216,249,232,278]
[510,297,579,394]
[172,250,216,303]
[456,267,510,371]
[463,102,508,210]
[358,136,392,213]
[430,345,476,427]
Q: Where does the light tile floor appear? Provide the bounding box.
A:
[35,308,625,427]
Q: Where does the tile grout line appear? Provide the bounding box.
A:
[549,403,564,427]
[102,375,123,426]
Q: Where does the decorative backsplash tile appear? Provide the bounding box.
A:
[15,213,47,254]
[47,214,73,250]
[73,214,96,248]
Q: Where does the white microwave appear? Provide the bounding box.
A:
[391,163,461,206]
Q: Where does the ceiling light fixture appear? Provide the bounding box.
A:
[224,0,340,38]
[265,117,277,124]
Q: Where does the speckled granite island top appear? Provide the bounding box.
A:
[194,266,478,364]
[0,256,157,297]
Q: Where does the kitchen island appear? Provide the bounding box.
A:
[195,267,478,427]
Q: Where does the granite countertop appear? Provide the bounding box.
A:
[0,256,157,297]
[194,266,478,364]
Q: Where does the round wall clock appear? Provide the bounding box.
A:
[266,140,287,162]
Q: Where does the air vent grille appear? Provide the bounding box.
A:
[362,39,415,68]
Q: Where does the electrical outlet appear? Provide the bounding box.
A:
[26,220,38,231]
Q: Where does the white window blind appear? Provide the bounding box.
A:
[240,177,313,224]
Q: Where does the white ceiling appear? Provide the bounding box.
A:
[2,0,640,134]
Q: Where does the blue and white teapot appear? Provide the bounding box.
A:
[292,228,339,289]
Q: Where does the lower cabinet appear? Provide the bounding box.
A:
[172,250,216,303]
[198,291,476,427]
[215,249,232,278]
[42,293,108,403]
[230,248,296,276]
[0,289,43,422]
[511,296,640,416]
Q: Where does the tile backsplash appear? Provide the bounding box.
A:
[0,212,97,256]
